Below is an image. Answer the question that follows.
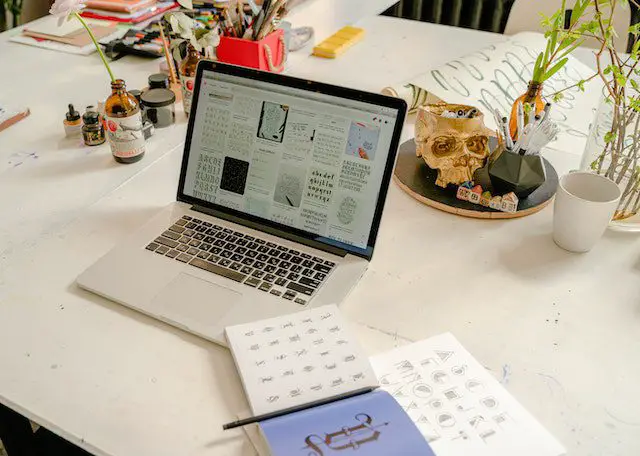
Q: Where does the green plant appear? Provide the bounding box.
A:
[550,0,640,221]
[1,0,24,29]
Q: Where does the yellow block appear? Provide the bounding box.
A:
[312,26,365,59]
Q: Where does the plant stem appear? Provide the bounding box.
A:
[74,12,115,83]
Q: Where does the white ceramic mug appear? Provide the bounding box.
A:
[553,172,621,253]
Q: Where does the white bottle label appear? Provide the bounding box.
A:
[105,112,146,159]
[181,76,196,115]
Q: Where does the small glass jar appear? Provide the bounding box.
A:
[141,88,176,128]
[148,73,170,90]
[82,107,106,146]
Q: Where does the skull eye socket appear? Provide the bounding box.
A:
[465,135,488,155]
[431,136,458,157]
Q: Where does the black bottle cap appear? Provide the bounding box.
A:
[129,89,142,103]
[82,110,101,125]
[141,88,176,108]
[66,103,80,121]
[148,73,169,89]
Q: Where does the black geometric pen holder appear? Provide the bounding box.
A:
[488,149,547,199]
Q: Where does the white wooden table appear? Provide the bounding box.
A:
[1,10,640,456]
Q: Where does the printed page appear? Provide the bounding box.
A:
[370,333,565,456]
[225,305,378,415]
[383,32,602,155]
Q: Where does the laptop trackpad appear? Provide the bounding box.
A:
[151,273,241,328]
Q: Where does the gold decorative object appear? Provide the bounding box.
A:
[415,103,492,188]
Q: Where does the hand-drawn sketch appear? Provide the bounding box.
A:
[337,196,358,225]
[413,384,433,399]
[273,164,305,207]
[257,101,289,143]
[345,121,380,160]
[219,156,249,195]
[369,333,566,455]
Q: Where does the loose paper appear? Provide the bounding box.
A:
[383,32,603,155]
[370,333,565,456]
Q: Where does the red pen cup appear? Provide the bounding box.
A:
[216,29,286,73]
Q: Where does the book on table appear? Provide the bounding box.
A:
[224,304,434,456]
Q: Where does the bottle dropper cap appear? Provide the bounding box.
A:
[66,104,80,121]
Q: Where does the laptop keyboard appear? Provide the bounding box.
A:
[145,215,337,305]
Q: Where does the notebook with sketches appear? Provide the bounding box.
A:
[369,333,566,456]
[226,305,435,456]
[259,390,435,456]
[382,31,603,156]
[224,304,378,416]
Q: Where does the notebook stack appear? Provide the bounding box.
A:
[81,0,179,24]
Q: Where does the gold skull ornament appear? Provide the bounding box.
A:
[415,104,492,188]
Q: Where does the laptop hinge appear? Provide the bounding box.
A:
[192,205,349,258]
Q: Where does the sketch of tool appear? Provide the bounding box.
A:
[452,430,470,441]
[466,379,484,393]
[428,399,444,410]
[395,360,414,373]
[436,413,456,428]
[455,397,475,413]
[420,358,439,368]
[435,350,454,363]
[468,415,486,429]
[391,386,407,398]
[432,371,449,384]
[303,413,389,456]
[404,401,419,411]
[451,364,467,376]
[379,373,399,386]
[481,396,498,409]
[413,384,433,399]
[443,388,461,401]
[480,429,497,441]
[402,372,422,384]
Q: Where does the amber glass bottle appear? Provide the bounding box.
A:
[509,81,545,139]
[104,79,146,164]
[180,44,202,117]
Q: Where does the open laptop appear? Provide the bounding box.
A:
[77,61,407,345]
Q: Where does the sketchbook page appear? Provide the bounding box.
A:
[225,304,378,415]
[370,333,565,456]
[383,32,602,156]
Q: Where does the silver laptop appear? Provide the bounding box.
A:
[77,61,407,345]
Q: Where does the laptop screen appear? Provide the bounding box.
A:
[181,68,402,256]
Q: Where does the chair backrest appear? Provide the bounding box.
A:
[505,0,631,51]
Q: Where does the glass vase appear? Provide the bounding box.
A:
[580,92,640,231]
[509,81,545,139]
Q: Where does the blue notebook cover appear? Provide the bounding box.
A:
[259,390,435,456]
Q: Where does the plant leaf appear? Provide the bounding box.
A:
[543,57,569,81]
[533,52,544,82]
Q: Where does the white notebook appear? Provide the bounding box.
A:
[225,304,377,415]
[370,333,565,456]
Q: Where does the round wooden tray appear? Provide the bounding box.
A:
[393,139,558,219]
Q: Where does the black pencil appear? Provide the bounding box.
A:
[222,386,377,430]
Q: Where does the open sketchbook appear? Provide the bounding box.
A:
[230,308,564,456]
[382,31,603,155]
[225,305,434,455]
